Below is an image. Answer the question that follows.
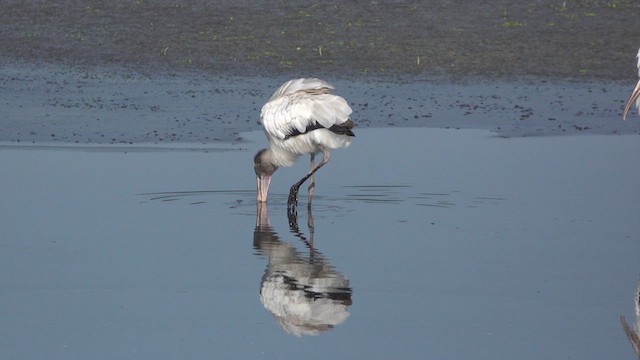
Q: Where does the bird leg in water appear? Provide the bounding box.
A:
[308,153,316,207]
[307,205,315,238]
[287,149,331,210]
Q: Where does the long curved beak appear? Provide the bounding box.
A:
[623,79,640,120]
[256,174,271,203]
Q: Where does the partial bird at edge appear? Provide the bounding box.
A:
[623,48,640,120]
[620,278,640,359]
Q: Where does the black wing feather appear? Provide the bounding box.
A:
[284,119,356,140]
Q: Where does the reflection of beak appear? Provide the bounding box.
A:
[257,175,271,203]
[256,202,270,227]
[623,79,640,120]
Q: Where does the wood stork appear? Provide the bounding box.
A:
[623,48,640,120]
[254,78,355,207]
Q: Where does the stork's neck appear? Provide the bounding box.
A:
[266,146,300,168]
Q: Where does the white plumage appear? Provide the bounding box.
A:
[260,78,353,165]
[254,78,355,206]
[635,48,640,77]
[623,48,640,120]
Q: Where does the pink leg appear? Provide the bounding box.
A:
[308,153,316,206]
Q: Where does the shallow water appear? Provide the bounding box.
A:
[1,128,639,359]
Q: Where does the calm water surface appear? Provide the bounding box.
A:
[1,128,639,359]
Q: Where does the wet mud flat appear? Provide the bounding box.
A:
[2,63,639,146]
[2,1,640,144]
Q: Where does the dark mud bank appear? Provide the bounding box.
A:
[1,63,639,146]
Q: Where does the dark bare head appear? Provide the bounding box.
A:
[254,149,278,202]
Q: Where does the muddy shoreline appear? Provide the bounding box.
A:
[2,63,638,145]
[1,1,640,144]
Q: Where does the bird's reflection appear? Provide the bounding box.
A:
[621,278,640,358]
[253,203,352,336]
